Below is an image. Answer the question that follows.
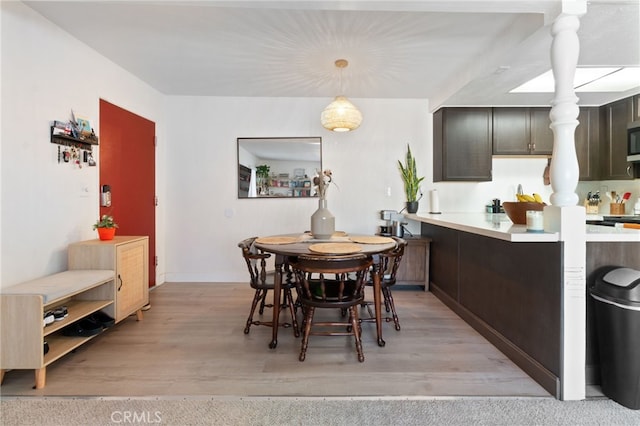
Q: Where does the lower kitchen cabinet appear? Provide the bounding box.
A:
[68,236,149,323]
[396,236,431,289]
[421,222,562,397]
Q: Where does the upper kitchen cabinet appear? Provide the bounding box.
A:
[530,108,555,154]
[600,97,635,180]
[492,108,553,156]
[575,108,601,181]
[433,107,493,182]
[633,95,640,122]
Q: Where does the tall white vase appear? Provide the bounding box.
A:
[311,198,335,239]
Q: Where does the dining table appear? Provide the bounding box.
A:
[253,232,398,349]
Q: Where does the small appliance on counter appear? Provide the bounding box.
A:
[485,199,504,214]
[378,210,409,237]
[379,210,395,236]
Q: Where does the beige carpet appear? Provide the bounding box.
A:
[2,396,639,426]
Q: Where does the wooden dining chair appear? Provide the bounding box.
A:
[289,254,373,362]
[361,236,407,331]
[237,237,299,336]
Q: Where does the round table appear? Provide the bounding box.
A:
[253,233,397,349]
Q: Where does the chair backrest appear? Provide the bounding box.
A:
[379,237,407,284]
[237,237,271,289]
[290,254,373,305]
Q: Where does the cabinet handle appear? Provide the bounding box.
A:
[627,165,632,177]
[532,143,536,151]
[117,274,123,291]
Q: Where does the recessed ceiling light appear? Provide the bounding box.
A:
[510,67,639,93]
[576,67,640,92]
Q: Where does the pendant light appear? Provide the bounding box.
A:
[321,59,362,132]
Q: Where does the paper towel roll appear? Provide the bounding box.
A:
[429,189,441,214]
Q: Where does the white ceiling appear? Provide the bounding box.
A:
[24,0,640,109]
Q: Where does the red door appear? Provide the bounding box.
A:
[99,99,156,287]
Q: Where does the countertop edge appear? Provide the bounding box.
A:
[406,213,640,243]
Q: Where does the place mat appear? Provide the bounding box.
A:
[308,243,363,254]
[299,232,350,243]
[303,231,348,238]
[349,235,394,244]
[254,236,300,245]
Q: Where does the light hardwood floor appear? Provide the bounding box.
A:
[1,283,550,397]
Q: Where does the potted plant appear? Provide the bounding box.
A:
[93,214,118,241]
[398,144,424,213]
[255,164,271,195]
[255,164,270,179]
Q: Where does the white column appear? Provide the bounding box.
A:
[544,0,587,402]
[549,12,581,207]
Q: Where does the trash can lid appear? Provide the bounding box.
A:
[591,267,640,306]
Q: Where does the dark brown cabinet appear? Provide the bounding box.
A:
[576,108,601,181]
[632,95,640,122]
[492,108,553,156]
[601,97,635,180]
[529,108,555,154]
[492,108,529,155]
[433,107,493,182]
[433,96,638,183]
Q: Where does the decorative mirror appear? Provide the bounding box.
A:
[237,137,322,198]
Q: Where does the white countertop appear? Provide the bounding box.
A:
[405,212,640,243]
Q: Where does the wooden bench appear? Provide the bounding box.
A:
[0,270,115,389]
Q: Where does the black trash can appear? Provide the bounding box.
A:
[590,266,640,410]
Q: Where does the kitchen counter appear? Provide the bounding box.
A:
[406,212,640,242]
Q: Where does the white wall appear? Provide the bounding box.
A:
[164,96,433,282]
[0,2,167,288]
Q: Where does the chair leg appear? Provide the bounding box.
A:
[383,287,401,331]
[364,301,375,319]
[299,307,314,361]
[244,289,264,334]
[285,288,300,337]
[350,306,364,362]
[258,289,268,315]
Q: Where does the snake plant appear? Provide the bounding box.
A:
[397,144,424,202]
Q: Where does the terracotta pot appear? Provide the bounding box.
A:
[97,227,116,241]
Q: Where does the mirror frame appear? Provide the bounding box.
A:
[237,137,322,199]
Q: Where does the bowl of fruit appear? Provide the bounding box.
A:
[502,194,545,225]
